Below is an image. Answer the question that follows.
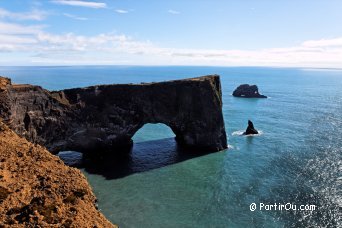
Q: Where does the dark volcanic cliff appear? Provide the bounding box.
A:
[0,75,227,153]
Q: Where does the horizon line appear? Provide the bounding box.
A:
[0,64,342,71]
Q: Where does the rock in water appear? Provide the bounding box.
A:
[232,84,267,98]
[244,120,259,135]
[0,75,227,153]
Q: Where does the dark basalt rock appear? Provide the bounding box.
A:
[243,120,258,135]
[233,84,267,98]
[0,75,227,153]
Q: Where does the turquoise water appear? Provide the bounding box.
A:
[1,66,341,227]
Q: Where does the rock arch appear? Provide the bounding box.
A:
[0,75,227,153]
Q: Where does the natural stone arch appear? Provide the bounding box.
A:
[0,75,227,154]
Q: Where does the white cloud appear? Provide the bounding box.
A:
[302,37,342,48]
[0,19,341,67]
[0,35,37,52]
[63,13,88,20]
[35,32,157,53]
[0,22,44,35]
[115,9,129,14]
[168,9,180,15]
[51,0,107,9]
[0,22,43,51]
[0,8,48,21]
[0,34,37,44]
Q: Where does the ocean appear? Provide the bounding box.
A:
[1,66,341,227]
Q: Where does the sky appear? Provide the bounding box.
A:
[0,0,342,67]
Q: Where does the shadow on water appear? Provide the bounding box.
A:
[58,137,211,180]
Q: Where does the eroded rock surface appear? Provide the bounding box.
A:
[0,75,227,153]
[0,120,116,227]
[232,84,267,98]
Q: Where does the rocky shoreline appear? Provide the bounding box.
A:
[0,120,116,227]
[0,76,119,226]
[0,75,228,227]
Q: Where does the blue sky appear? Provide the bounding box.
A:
[0,0,342,67]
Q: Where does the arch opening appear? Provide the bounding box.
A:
[58,123,209,179]
[132,123,176,143]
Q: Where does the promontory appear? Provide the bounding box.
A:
[0,74,228,226]
[0,75,227,154]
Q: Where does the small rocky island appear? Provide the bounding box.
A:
[243,120,259,135]
[232,84,267,98]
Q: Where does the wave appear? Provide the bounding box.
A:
[231,130,263,137]
[231,130,245,136]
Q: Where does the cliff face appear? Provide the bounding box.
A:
[0,120,116,227]
[0,75,227,154]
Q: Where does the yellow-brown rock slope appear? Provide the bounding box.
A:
[0,120,116,227]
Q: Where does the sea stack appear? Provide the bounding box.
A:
[232,84,267,98]
[244,120,259,135]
